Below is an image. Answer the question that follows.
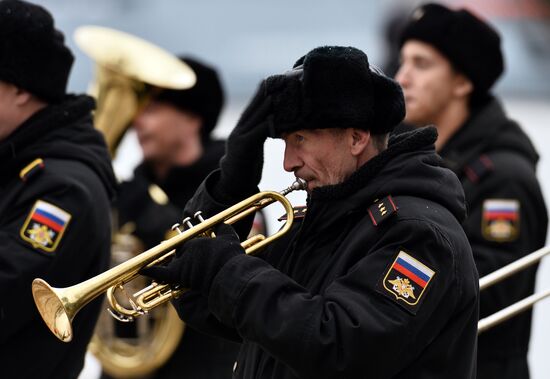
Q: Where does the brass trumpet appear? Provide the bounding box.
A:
[32,179,307,342]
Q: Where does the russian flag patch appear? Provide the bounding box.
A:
[377,249,436,314]
[482,199,520,242]
[20,200,72,253]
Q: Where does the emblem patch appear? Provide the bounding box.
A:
[20,200,72,253]
[377,250,436,314]
[482,199,520,242]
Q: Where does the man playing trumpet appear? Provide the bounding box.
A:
[144,46,479,378]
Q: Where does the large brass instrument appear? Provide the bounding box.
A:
[32,179,307,342]
[74,25,196,156]
[477,246,550,333]
[73,25,196,378]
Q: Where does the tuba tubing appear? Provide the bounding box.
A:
[32,179,306,342]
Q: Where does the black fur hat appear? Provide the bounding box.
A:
[269,46,405,136]
[399,3,504,101]
[0,0,74,102]
[153,56,225,141]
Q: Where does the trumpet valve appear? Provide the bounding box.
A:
[194,211,216,237]
[182,217,194,229]
[171,223,183,234]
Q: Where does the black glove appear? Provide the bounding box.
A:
[142,223,244,295]
[214,76,290,203]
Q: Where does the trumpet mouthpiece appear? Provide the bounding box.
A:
[280,178,308,195]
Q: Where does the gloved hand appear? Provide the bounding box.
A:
[213,76,290,203]
[141,223,245,296]
[212,81,270,203]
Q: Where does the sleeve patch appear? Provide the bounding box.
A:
[19,200,72,253]
[481,199,520,242]
[376,249,436,315]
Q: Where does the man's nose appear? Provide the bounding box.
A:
[283,145,301,173]
[395,64,410,87]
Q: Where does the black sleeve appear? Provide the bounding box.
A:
[463,158,547,278]
[116,178,181,248]
[204,218,472,378]
[171,290,242,343]
[462,157,547,328]
[0,177,102,343]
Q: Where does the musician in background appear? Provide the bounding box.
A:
[144,45,479,378]
[111,56,247,379]
[395,4,548,378]
[0,0,116,378]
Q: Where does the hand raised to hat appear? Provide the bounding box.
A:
[141,223,244,296]
[214,77,287,203]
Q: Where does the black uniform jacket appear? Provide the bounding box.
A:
[439,99,548,366]
[116,139,242,379]
[0,95,117,379]
[176,127,479,379]
[116,139,225,247]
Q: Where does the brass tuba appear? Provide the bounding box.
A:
[74,25,196,156]
[73,25,196,378]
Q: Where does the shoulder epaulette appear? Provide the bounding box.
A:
[463,154,493,184]
[368,195,398,226]
[19,158,45,182]
[278,205,307,221]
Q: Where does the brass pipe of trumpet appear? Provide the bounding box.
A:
[32,179,307,342]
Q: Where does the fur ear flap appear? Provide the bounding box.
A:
[371,72,405,135]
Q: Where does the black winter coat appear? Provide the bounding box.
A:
[115,139,242,379]
[177,127,479,379]
[0,95,117,379]
[439,98,548,378]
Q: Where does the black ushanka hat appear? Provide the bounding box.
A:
[153,56,225,141]
[0,0,74,102]
[269,46,405,136]
[399,3,504,101]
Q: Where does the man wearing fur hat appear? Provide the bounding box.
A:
[0,0,117,378]
[143,45,479,378]
[111,56,257,379]
[395,4,547,378]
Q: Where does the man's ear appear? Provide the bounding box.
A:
[453,73,473,98]
[14,87,33,106]
[349,128,370,156]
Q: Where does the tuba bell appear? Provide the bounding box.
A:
[73,25,195,378]
[74,25,196,156]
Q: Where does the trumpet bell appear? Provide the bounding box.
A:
[32,279,73,342]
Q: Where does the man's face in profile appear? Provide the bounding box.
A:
[282,128,358,192]
[395,40,466,127]
[133,100,201,166]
